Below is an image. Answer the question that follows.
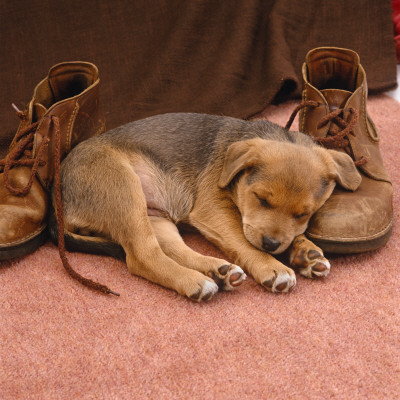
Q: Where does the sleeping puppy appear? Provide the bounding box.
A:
[49,113,361,301]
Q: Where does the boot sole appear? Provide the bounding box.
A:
[306,220,393,254]
[0,225,48,261]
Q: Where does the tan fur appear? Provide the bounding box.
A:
[52,114,361,301]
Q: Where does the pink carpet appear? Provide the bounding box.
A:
[1,95,399,400]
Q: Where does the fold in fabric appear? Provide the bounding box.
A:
[0,0,396,157]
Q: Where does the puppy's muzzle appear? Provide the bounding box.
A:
[262,236,281,252]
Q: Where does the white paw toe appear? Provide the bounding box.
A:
[224,265,246,291]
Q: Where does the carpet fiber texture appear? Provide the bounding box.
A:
[1,95,399,399]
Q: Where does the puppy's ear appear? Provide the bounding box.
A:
[218,140,259,188]
[327,149,362,191]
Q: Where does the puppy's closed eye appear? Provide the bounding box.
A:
[254,192,273,208]
[293,212,309,220]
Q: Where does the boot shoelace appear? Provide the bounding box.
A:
[1,105,119,296]
[0,106,48,196]
[285,100,368,167]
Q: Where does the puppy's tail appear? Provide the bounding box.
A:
[48,202,126,262]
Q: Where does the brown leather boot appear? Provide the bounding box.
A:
[287,47,393,253]
[0,62,105,260]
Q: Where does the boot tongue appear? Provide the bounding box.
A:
[33,103,47,122]
[321,89,352,111]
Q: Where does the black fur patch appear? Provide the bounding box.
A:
[48,202,126,261]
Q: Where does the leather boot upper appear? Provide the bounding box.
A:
[298,47,393,252]
[300,48,390,183]
[0,62,105,254]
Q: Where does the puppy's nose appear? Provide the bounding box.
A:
[262,236,281,252]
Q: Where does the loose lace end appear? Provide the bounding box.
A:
[11,103,22,113]
[52,115,120,298]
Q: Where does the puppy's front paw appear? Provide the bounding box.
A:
[261,267,296,293]
[189,278,219,302]
[290,238,330,278]
[207,264,247,291]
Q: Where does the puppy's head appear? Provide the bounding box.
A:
[218,138,361,254]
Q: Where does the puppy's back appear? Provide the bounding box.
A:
[89,113,315,175]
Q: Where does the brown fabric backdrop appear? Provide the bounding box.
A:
[0,0,397,158]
